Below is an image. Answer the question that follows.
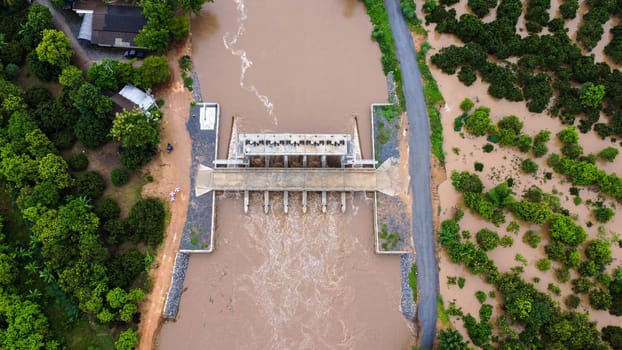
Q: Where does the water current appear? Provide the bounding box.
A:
[157,1,414,348]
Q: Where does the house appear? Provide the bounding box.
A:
[73,0,147,48]
[111,84,156,112]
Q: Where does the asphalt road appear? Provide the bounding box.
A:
[383,0,439,348]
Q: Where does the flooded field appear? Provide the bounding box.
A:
[156,0,413,349]
[425,0,622,339]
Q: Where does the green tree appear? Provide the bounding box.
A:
[602,326,622,350]
[110,108,160,148]
[594,207,614,223]
[598,147,619,162]
[460,98,474,112]
[115,328,138,350]
[536,258,551,271]
[512,200,551,224]
[451,171,484,193]
[585,239,612,267]
[476,228,500,251]
[522,230,541,248]
[557,126,579,144]
[549,214,587,247]
[76,171,106,200]
[94,197,121,222]
[127,198,165,246]
[168,16,190,41]
[70,83,113,117]
[37,154,73,189]
[134,27,170,53]
[20,4,54,49]
[177,0,213,14]
[580,82,605,108]
[88,59,134,91]
[438,328,469,349]
[589,288,612,310]
[133,55,171,88]
[498,114,523,134]
[464,107,491,136]
[58,65,84,88]
[35,29,72,67]
[521,158,538,173]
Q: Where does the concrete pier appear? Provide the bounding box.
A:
[284,191,289,214]
[264,191,269,214]
[244,191,249,213]
[341,192,346,213]
[321,191,327,214]
[302,191,308,213]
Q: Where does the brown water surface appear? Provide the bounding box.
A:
[156,1,413,349]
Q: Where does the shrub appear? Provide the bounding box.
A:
[5,63,19,80]
[532,142,548,157]
[458,277,466,288]
[536,258,551,271]
[585,239,613,266]
[565,294,581,308]
[108,249,145,289]
[589,288,612,310]
[548,283,561,295]
[76,171,105,200]
[517,135,532,152]
[475,291,487,303]
[555,268,570,283]
[506,221,520,233]
[482,143,494,152]
[598,147,619,162]
[557,126,579,144]
[602,326,622,350]
[458,66,477,85]
[127,198,166,246]
[464,107,491,136]
[111,168,130,187]
[476,228,500,251]
[594,207,614,223]
[479,304,493,322]
[521,158,539,173]
[500,235,514,247]
[474,162,484,172]
[460,98,475,112]
[94,197,121,222]
[68,153,89,171]
[572,277,593,294]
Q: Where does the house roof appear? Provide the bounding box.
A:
[118,84,155,111]
[76,4,146,48]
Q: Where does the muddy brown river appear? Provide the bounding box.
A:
[156,1,414,349]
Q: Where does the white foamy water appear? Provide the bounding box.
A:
[223,0,277,124]
[242,194,358,349]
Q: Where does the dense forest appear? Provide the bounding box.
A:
[0,0,205,347]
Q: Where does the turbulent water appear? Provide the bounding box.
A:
[156,1,414,349]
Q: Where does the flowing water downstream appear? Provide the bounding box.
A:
[156,1,414,349]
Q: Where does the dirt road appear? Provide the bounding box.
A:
[136,43,193,350]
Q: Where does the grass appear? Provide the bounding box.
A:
[437,295,451,326]
[63,318,115,350]
[362,0,406,110]
[417,41,445,163]
[409,264,418,303]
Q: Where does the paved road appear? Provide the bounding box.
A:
[383,0,439,348]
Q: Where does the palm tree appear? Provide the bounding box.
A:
[27,289,43,300]
[39,268,55,284]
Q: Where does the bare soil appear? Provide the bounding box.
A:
[135,42,193,350]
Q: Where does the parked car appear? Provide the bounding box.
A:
[123,49,146,59]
